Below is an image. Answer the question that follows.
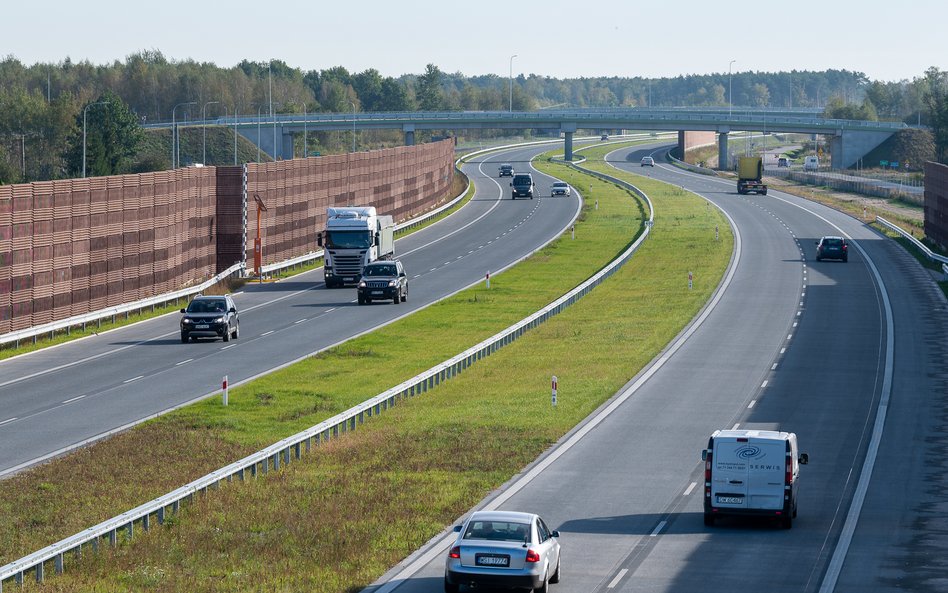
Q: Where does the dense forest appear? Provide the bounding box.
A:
[0,51,946,183]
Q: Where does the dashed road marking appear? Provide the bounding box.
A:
[175,359,192,366]
[683,482,697,496]
[608,569,628,589]
[123,375,143,384]
[62,395,86,404]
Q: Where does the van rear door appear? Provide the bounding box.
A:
[745,439,786,510]
[710,439,751,509]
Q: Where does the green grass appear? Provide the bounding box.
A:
[3,142,733,592]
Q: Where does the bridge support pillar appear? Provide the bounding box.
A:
[564,132,574,162]
[828,130,892,170]
[717,132,729,170]
[403,124,415,146]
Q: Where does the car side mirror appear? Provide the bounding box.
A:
[799,453,809,465]
[551,530,560,538]
[453,525,462,532]
[701,449,708,461]
[180,308,186,314]
[229,307,237,313]
[400,272,406,277]
[509,182,513,187]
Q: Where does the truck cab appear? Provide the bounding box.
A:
[702,429,808,529]
[319,206,395,287]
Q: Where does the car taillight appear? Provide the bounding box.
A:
[449,546,460,559]
[525,549,541,563]
[705,450,712,498]
[785,453,793,487]
[843,244,848,251]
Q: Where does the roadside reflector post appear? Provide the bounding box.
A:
[595,199,599,210]
[863,207,867,220]
[551,375,558,407]
[571,225,575,240]
[486,271,490,289]
[688,271,693,290]
[715,225,719,241]
[222,375,229,406]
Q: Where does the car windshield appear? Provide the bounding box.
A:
[187,299,227,313]
[364,265,397,276]
[553,183,566,188]
[463,521,530,542]
[327,230,372,249]
[513,175,531,184]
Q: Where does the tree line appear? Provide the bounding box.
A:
[1,51,947,184]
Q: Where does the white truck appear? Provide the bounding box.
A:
[702,429,808,529]
[318,206,395,287]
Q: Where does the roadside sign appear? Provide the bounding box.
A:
[890,161,899,168]
[880,160,889,167]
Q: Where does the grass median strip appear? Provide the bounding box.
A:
[3,142,733,592]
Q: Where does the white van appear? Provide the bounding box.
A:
[803,156,819,171]
[701,429,808,529]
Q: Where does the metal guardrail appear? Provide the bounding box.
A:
[0,148,655,590]
[0,262,245,348]
[875,216,948,266]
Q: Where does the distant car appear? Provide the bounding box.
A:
[641,156,655,167]
[357,260,408,305]
[180,294,239,343]
[551,181,571,197]
[444,510,561,593]
[601,134,609,141]
[777,157,790,168]
[815,236,848,262]
[499,164,514,177]
[803,156,819,171]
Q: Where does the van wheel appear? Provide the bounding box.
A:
[703,513,715,527]
[781,515,793,529]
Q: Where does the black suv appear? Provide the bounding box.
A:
[498,164,514,177]
[815,236,848,262]
[510,173,535,199]
[180,294,239,343]
[357,260,408,305]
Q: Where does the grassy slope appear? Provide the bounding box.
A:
[5,143,733,592]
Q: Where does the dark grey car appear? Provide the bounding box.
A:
[815,236,848,262]
[357,260,408,305]
[180,294,239,343]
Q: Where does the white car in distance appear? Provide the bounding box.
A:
[551,181,571,197]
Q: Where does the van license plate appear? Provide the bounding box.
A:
[717,496,744,504]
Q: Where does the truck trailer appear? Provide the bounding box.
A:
[737,156,767,195]
[318,206,395,287]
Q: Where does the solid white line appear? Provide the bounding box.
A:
[683,482,698,496]
[650,521,667,536]
[261,331,274,336]
[175,359,193,366]
[123,376,143,384]
[0,417,18,425]
[748,400,757,409]
[761,380,769,388]
[732,423,741,430]
[608,569,629,589]
[62,395,87,404]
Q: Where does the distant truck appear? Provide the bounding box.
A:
[318,206,395,287]
[702,429,809,529]
[803,155,819,171]
[737,156,767,195]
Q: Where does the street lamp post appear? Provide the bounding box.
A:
[171,101,196,169]
[303,104,308,158]
[233,106,239,165]
[347,101,356,206]
[202,100,220,165]
[509,54,518,112]
[728,60,736,118]
[269,61,277,160]
[257,107,264,163]
[82,101,108,178]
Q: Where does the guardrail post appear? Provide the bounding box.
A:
[273,453,280,471]
[143,513,150,531]
[35,561,44,583]
[55,552,64,574]
[157,507,165,525]
[127,521,133,540]
[109,529,117,547]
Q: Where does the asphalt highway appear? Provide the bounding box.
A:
[370,144,948,593]
[0,142,581,476]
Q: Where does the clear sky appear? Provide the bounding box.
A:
[5,0,946,82]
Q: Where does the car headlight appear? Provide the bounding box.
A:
[213,317,225,324]
[182,318,193,325]
[388,280,398,287]
[358,280,366,288]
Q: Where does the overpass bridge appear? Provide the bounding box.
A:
[150,108,909,170]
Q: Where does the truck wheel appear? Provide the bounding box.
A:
[704,513,715,526]
[762,190,768,196]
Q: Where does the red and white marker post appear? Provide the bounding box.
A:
[551,375,558,407]
[222,375,229,406]
[688,271,693,290]
[486,270,490,289]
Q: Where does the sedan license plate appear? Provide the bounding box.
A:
[475,554,510,567]
[371,291,383,295]
[194,324,209,329]
[716,495,744,504]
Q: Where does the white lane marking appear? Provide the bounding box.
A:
[221,344,236,350]
[294,318,307,324]
[732,423,741,430]
[683,482,698,496]
[793,322,798,328]
[123,376,143,384]
[232,291,244,295]
[797,311,802,316]
[63,395,86,404]
[771,363,778,370]
[325,308,336,313]
[175,359,193,366]
[608,569,629,589]
[748,400,757,409]
[413,275,421,279]
[788,334,793,340]
[650,521,667,537]
[430,268,437,272]
[0,418,17,426]
[761,380,769,388]
[443,261,451,266]
[780,348,786,354]
[261,331,275,336]
[468,250,474,254]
